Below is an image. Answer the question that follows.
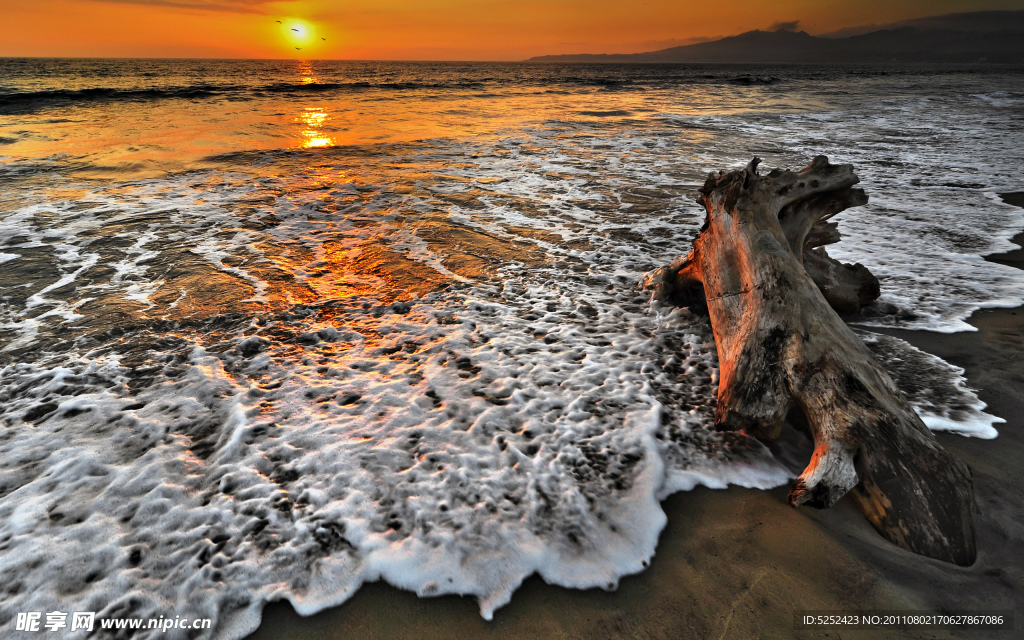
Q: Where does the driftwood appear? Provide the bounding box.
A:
[644,156,976,565]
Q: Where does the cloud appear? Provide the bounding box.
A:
[87,0,273,13]
[770,20,801,32]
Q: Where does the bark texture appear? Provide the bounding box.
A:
[644,156,976,565]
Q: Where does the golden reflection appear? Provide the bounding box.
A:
[302,109,327,127]
[304,136,333,149]
[298,62,317,85]
[297,107,334,149]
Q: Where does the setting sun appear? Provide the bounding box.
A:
[277,18,319,54]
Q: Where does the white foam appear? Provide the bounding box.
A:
[919,413,1000,439]
[859,331,1003,439]
[0,270,786,637]
[971,91,1024,108]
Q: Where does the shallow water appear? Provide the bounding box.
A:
[0,60,1021,638]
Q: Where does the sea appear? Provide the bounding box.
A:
[1,59,1023,639]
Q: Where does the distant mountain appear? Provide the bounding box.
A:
[822,10,1024,38]
[526,10,1024,63]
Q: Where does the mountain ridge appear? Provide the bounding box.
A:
[526,10,1024,63]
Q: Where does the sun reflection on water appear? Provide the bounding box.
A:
[298,107,334,148]
[292,63,333,148]
[298,62,317,85]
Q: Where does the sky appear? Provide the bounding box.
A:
[1,0,1022,60]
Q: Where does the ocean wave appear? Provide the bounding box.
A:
[0,84,227,114]
[0,78,564,114]
[0,71,785,115]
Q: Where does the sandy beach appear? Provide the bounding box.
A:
[246,195,1024,640]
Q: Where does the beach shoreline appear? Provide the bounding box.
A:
[244,199,1024,639]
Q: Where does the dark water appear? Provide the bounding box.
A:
[0,60,1022,639]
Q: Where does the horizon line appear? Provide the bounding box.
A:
[2,55,1018,66]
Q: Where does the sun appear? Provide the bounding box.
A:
[280,19,316,52]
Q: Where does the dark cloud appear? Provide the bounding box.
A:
[770,20,801,32]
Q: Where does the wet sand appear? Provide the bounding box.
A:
[246,196,1024,640]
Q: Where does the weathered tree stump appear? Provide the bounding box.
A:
[644,156,976,565]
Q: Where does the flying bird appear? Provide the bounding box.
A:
[291,28,299,32]
[321,38,326,41]
[275,20,281,23]
[295,47,302,50]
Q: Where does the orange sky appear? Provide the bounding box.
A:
[0,0,1022,60]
